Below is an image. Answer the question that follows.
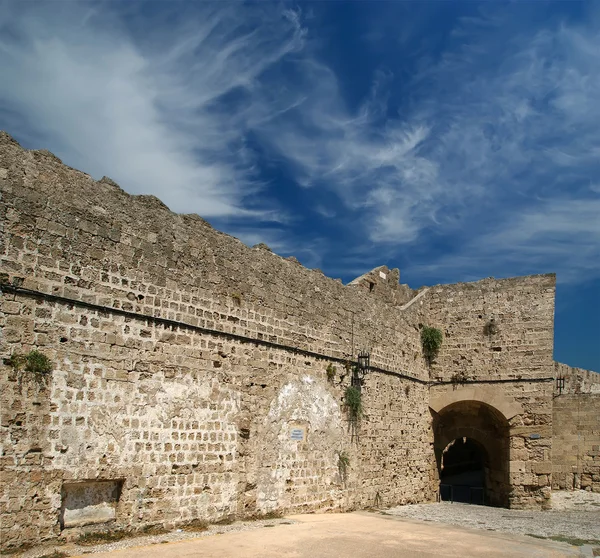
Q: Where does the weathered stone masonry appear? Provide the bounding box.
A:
[0,131,598,550]
[552,363,600,493]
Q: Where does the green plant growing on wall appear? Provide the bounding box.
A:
[6,352,27,372]
[6,350,53,377]
[450,370,469,385]
[25,350,53,375]
[421,326,443,364]
[344,386,363,422]
[337,450,350,483]
[326,363,336,383]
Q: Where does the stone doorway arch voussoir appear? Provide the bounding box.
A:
[429,385,523,422]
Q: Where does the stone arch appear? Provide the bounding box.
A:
[431,399,511,507]
[429,385,523,421]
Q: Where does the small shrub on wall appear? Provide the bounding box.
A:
[5,350,53,387]
[24,350,53,375]
[450,370,469,385]
[421,326,443,363]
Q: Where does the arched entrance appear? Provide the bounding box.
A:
[432,401,510,507]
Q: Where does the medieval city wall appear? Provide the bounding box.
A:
[552,363,600,493]
[0,132,436,549]
[0,130,595,551]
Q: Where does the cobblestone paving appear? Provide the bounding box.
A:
[383,491,600,543]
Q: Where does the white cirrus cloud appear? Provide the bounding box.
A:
[1,2,599,287]
[410,198,600,284]
[0,1,304,219]
[251,7,600,282]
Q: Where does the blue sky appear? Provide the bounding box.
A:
[0,1,598,371]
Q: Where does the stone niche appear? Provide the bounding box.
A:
[60,480,124,529]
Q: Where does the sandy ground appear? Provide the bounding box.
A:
[9,512,591,558]
[6,491,598,558]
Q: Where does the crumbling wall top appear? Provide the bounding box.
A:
[348,265,415,306]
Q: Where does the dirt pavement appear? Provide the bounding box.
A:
[74,512,585,558]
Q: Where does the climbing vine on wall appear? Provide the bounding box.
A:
[344,386,363,422]
[326,363,336,383]
[337,450,350,483]
[420,326,443,364]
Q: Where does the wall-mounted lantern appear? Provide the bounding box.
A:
[352,350,370,389]
[556,375,565,395]
[357,350,370,373]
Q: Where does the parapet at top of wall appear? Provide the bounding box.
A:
[0,131,432,378]
[555,362,600,394]
[0,131,404,295]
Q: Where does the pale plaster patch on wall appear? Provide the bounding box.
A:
[45,367,242,518]
[257,376,343,512]
[268,376,339,431]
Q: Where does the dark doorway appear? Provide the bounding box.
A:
[439,438,486,504]
[432,401,510,507]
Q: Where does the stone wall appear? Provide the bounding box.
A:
[424,276,556,383]
[0,132,435,549]
[425,277,556,509]
[552,363,600,493]
[0,130,594,550]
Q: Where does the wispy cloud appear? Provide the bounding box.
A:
[252,6,600,283]
[0,1,303,219]
[0,2,598,286]
[411,198,600,284]
[253,62,444,242]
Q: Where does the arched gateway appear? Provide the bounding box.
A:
[431,397,514,507]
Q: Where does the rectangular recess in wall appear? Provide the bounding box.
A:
[60,479,124,529]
